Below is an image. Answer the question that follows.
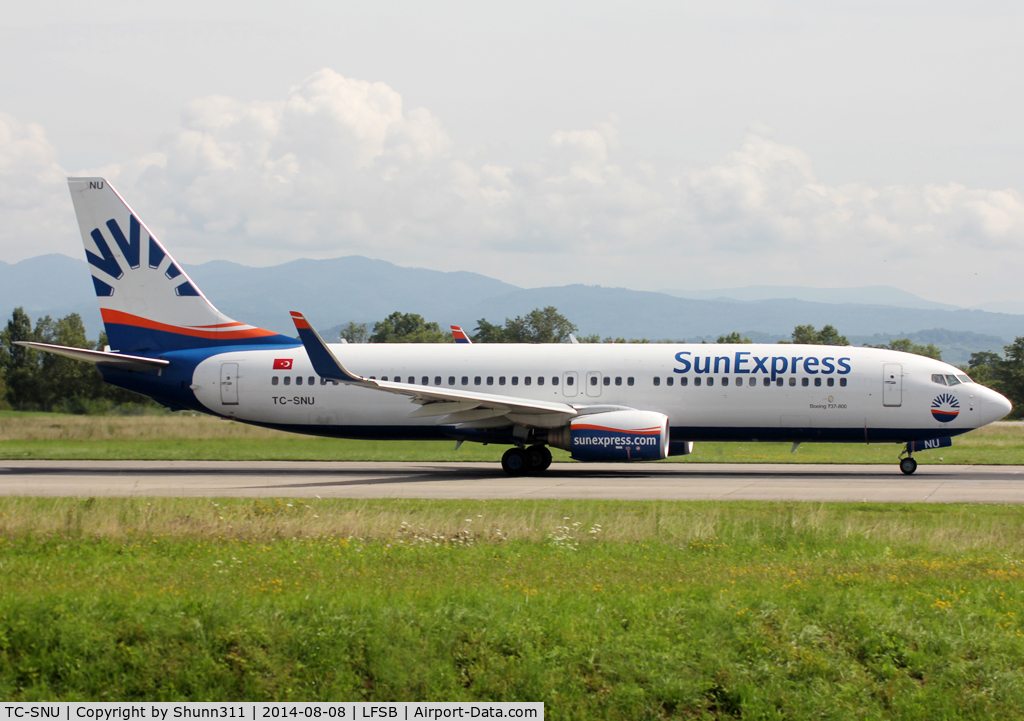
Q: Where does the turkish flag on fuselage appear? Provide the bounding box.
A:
[273,359,293,370]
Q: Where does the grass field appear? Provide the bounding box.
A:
[2,410,1024,464]
[0,497,1022,717]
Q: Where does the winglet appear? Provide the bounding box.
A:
[289,311,365,383]
[451,325,472,344]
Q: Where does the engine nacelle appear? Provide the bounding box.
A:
[548,410,670,462]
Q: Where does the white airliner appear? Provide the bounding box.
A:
[17,178,1013,475]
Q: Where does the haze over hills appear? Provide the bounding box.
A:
[2,254,1020,364]
[660,285,960,311]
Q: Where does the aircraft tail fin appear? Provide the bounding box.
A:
[68,178,295,352]
[450,325,472,344]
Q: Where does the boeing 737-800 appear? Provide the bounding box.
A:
[16,178,1013,475]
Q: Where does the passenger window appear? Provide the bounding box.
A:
[694,377,702,387]
[827,378,835,387]
[627,377,634,386]
[321,377,328,385]
[434,376,441,385]
[309,376,314,386]
[666,377,674,387]
[763,377,770,387]
[945,375,961,386]
[408,376,415,384]
[537,376,545,386]
[499,376,506,385]
[679,377,688,387]
[552,376,559,386]
[487,376,494,385]
[932,374,947,385]
[448,376,455,386]
[802,378,809,387]
[615,377,622,386]
[735,377,742,387]
[840,378,847,387]
[653,377,661,386]
[814,378,821,387]
[707,377,714,387]
[421,376,429,385]
[525,377,532,386]
[272,376,279,386]
[590,376,598,386]
[566,376,573,386]
[603,377,610,386]
[461,376,468,385]
[512,376,519,386]
[721,377,729,387]
[474,376,482,385]
[776,379,784,387]
[789,377,796,387]
[284,376,291,386]
[296,376,304,386]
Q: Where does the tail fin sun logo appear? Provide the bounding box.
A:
[931,393,960,423]
[86,216,199,298]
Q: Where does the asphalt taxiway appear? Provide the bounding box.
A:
[2,461,1024,502]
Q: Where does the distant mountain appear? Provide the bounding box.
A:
[971,300,1024,316]
[0,255,101,333]
[848,329,1007,366]
[446,285,1024,343]
[661,285,959,311]
[2,255,1022,365]
[185,256,518,334]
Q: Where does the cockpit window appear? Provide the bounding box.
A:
[945,374,961,386]
[931,374,947,385]
[956,374,973,384]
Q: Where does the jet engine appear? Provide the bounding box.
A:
[547,409,670,462]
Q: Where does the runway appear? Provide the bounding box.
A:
[2,461,1024,502]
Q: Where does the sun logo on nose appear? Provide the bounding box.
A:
[931,393,960,423]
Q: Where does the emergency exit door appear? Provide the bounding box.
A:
[882,363,902,407]
[221,363,239,405]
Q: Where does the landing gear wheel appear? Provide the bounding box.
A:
[899,457,918,475]
[525,445,553,474]
[501,448,528,476]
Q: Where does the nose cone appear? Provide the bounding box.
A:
[979,387,1012,425]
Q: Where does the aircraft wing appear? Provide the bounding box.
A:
[290,312,578,426]
[13,341,170,371]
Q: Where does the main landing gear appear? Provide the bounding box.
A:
[501,445,553,476]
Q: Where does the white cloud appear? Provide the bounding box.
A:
[2,67,1024,306]
[0,112,77,261]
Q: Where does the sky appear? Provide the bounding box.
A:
[2,0,1024,308]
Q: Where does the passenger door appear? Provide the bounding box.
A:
[585,371,602,397]
[882,363,902,407]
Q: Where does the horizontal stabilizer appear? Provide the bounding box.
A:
[14,341,170,371]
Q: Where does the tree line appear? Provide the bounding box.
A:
[0,308,155,413]
[2,306,1022,418]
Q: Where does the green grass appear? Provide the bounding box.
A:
[1,498,1023,717]
[2,410,1023,463]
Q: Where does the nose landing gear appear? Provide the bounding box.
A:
[899,456,918,475]
[898,444,918,475]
